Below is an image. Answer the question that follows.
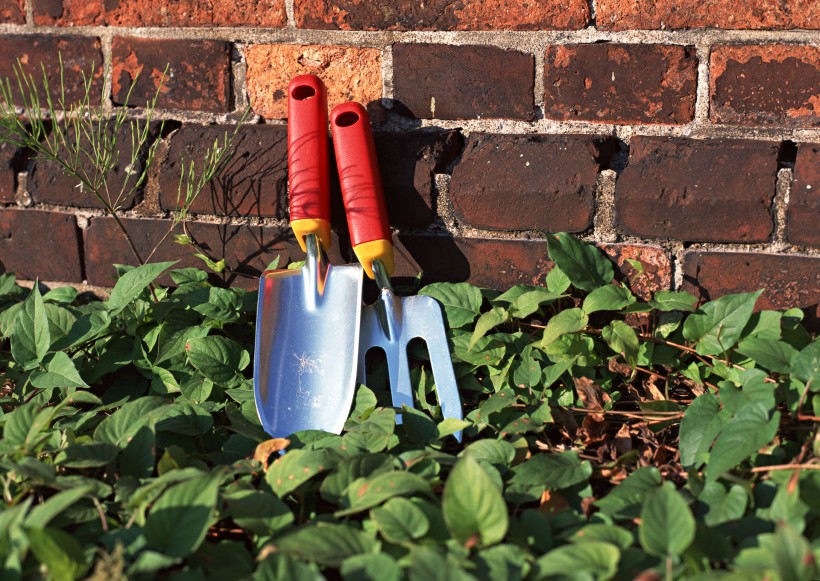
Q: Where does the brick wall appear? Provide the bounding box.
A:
[0,0,818,315]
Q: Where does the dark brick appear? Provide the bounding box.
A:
[711,45,820,128]
[0,142,20,204]
[0,35,103,106]
[374,130,462,227]
[0,209,83,282]
[392,44,535,120]
[615,137,779,243]
[111,37,232,113]
[295,0,589,30]
[789,143,820,247]
[450,134,601,232]
[29,121,160,209]
[597,0,819,30]
[33,0,286,26]
[682,252,820,317]
[0,0,25,23]
[544,44,698,125]
[84,216,345,290]
[160,124,288,218]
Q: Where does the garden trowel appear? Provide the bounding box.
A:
[330,102,464,441]
[254,75,363,438]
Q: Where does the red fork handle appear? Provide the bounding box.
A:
[287,74,332,253]
[330,102,394,279]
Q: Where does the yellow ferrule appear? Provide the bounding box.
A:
[291,219,332,253]
[354,239,394,280]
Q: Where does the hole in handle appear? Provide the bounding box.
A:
[291,85,316,100]
[334,111,360,127]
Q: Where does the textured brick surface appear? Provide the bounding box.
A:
[0,210,83,282]
[294,0,589,30]
[450,133,602,232]
[596,0,820,30]
[392,44,535,120]
[544,44,698,125]
[0,143,19,204]
[711,45,820,127]
[373,130,462,227]
[0,35,103,105]
[84,217,345,289]
[245,44,382,120]
[33,0,286,27]
[112,37,232,113]
[602,244,672,299]
[616,137,779,243]
[682,252,820,316]
[29,122,159,209]
[160,124,288,218]
[0,0,24,23]
[789,143,820,247]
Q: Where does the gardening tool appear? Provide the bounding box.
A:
[254,75,363,438]
[330,102,464,440]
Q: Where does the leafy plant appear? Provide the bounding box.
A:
[0,56,245,271]
[0,233,818,580]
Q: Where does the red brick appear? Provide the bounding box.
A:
[596,0,820,30]
[0,143,20,204]
[28,122,160,210]
[789,143,820,247]
[0,35,103,106]
[601,244,672,299]
[0,209,83,282]
[392,44,535,120]
[449,134,602,232]
[711,45,820,128]
[294,0,588,30]
[373,130,462,227]
[112,37,232,113]
[682,252,820,317]
[245,44,382,120]
[616,137,779,243]
[544,44,698,125]
[83,217,345,290]
[159,124,288,218]
[0,0,25,23]
[33,0,286,26]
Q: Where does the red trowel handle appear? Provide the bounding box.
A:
[287,74,332,253]
[330,102,394,280]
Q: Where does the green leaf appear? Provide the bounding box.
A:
[94,396,170,447]
[25,527,89,581]
[533,541,620,581]
[679,393,725,468]
[169,267,208,285]
[469,307,510,350]
[442,456,509,547]
[341,553,401,581]
[224,489,293,536]
[639,482,695,558]
[42,286,78,304]
[25,486,93,529]
[492,286,562,318]
[540,308,588,348]
[30,352,88,389]
[792,340,820,386]
[706,401,780,481]
[595,467,661,518]
[56,442,119,468]
[648,290,698,312]
[143,471,221,557]
[2,403,38,447]
[371,497,430,543]
[437,417,471,439]
[267,449,333,497]
[546,232,613,292]
[569,524,634,551]
[697,482,748,526]
[11,285,50,367]
[545,266,571,294]
[106,261,177,316]
[736,337,798,374]
[337,471,432,516]
[583,284,636,314]
[509,451,592,490]
[602,320,639,367]
[320,454,394,505]
[682,290,763,355]
[418,282,482,328]
[275,524,378,567]
[186,335,250,385]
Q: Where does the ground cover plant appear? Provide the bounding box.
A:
[0,233,818,581]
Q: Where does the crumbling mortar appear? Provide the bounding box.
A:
[772,167,792,250]
[285,0,296,29]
